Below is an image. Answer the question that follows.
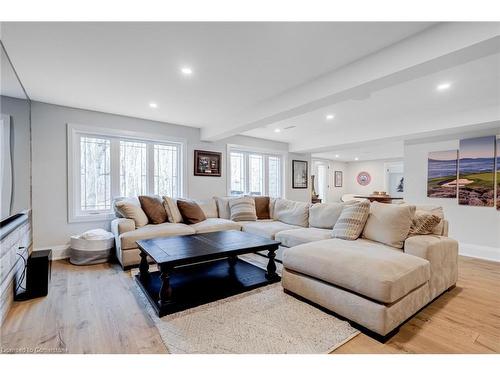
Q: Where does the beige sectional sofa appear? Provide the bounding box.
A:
[110,196,458,340]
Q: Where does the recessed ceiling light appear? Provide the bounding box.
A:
[335,154,339,158]
[274,128,281,133]
[149,102,158,108]
[436,82,452,91]
[181,67,193,75]
[354,157,359,161]
[326,114,335,120]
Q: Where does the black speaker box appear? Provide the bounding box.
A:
[14,249,52,301]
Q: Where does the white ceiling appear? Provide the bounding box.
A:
[245,52,500,161]
[1,22,433,126]
[1,22,499,162]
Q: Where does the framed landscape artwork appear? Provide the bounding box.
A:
[427,150,458,198]
[458,136,495,207]
[292,160,308,189]
[194,150,222,177]
[497,137,500,210]
[334,170,343,187]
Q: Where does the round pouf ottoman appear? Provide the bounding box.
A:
[70,229,114,265]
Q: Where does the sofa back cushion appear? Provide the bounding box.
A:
[253,196,271,219]
[332,200,370,240]
[115,199,149,228]
[194,198,219,218]
[309,202,344,229]
[162,196,183,223]
[273,198,310,227]
[213,196,238,219]
[138,195,167,224]
[362,202,415,248]
[229,197,257,222]
[177,199,207,224]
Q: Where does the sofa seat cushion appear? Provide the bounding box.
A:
[275,228,332,248]
[241,220,301,239]
[190,218,242,234]
[120,223,195,250]
[283,238,430,304]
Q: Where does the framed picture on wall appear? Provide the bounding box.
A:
[334,170,343,187]
[194,150,222,177]
[292,160,308,189]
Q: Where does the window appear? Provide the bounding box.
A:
[228,147,283,197]
[80,136,111,211]
[120,140,147,197]
[69,125,184,222]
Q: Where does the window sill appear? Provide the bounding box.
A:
[68,212,116,224]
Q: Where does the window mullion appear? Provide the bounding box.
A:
[110,138,120,200]
[244,152,250,195]
[263,155,269,196]
[147,143,154,195]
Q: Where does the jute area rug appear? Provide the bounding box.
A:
[134,254,359,354]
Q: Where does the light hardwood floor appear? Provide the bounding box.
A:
[1,256,499,354]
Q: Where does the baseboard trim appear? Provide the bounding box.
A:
[459,243,500,263]
[34,244,70,261]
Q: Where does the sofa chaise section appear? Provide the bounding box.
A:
[282,234,458,339]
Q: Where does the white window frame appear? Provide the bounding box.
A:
[226,144,285,198]
[68,123,186,223]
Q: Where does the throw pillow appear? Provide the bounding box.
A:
[162,196,183,223]
[362,202,416,249]
[415,205,445,235]
[115,200,149,228]
[138,195,167,224]
[229,197,257,222]
[332,200,370,240]
[177,199,207,224]
[253,196,270,219]
[408,211,442,236]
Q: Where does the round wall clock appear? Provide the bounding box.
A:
[356,171,371,186]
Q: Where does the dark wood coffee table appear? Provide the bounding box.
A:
[135,230,281,317]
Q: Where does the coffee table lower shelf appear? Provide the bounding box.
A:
[135,257,280,317]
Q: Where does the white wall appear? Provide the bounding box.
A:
[311,159,347,203]
[344,160,392,196]
[404,138,500,260]
[31,102,309,249]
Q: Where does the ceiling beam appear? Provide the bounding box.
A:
[200,22,500,142]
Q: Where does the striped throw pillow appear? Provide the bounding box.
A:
[332,200,370,240]
[229,197,257,222]
[408,212,442,236]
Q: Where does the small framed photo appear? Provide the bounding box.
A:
[194,150,222,177]
[334,170,343,187]
[292,160,308,189]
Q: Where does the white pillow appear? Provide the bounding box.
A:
[115,200,148,228]
[162,196,183,223]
